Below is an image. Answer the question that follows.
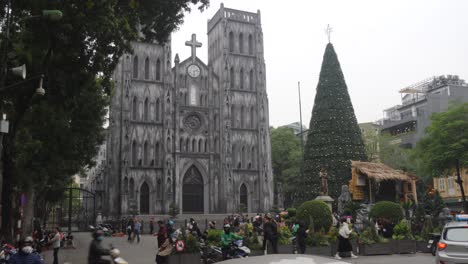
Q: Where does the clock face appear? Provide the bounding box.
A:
[187,64,201,78]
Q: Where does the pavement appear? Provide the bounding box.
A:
[42,232,435,264]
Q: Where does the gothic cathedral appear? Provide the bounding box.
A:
[105,4,273,216]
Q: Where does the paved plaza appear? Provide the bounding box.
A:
[42,232,435,264]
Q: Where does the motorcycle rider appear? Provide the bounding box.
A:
[220,224,243,260]
[9,236,44,264]
[88,230,111,264]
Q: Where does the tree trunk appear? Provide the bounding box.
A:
[1,134,15,242]
[455,160,468,213]
[22,184,35,236]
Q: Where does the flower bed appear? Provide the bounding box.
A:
[358,242,393,256]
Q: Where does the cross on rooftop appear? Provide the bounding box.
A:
[325,24,333,43]
[185,33,202,62]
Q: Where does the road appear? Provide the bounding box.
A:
[42,232,435,264]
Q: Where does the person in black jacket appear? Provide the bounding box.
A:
[262,214,278,254]
[296,222,308,254]
[88,230,110,264]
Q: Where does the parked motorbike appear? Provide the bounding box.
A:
[427,232,441,256]
[0,244,17,263]
[200,239,250,263]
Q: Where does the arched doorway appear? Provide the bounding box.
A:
[240,184,248,210]
[182,165,204,213]
[140,182,150,214]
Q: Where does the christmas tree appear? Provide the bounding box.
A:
[301,43,367,201]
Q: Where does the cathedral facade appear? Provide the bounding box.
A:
[104,4,273,216]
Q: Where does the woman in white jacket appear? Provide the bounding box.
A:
[335,217,358,259]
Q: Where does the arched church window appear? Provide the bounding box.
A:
[198,139,203,153]
[144,98,149,121]
[133,56,138,78]
[144,57,150,80]
[200,94,204,106]
[231,105,236,128]
[192,138,197,152]
[250,106,255,128]
[249,69,254,91]
[240,184,248,209]
[156,59,161,81]
[129,178,135,198]
[230,67,235,89]
[132,97,138,120]
[190,84,197,106]
[239,33,244,53]
[132,140,137,166]
[240,106,245,129]
[240,68,244,90]
[186,138,190,152]
[155,98,160,122]
[143,141,149,166]
[251,146,256,169]
[156,179,162,199]
[167,137,171,152]
[123,177,128,194]
[139,182,150,214]
[229,32,234,52]
[248,34,253,55]
[241,146,246,169]
[205,140,208,153]
[180,137,184,152]
[214,114,219,129]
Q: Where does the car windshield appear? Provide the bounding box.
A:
[445,227,468,242]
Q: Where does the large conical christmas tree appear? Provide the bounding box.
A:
[301,43,367,201]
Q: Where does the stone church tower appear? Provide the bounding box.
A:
[104,4,273,216]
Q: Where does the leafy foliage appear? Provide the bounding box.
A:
[305,230,329,247]
[206,229,223,246]
[392,219,413,240]
[297,200,332,232]
[344,201,365,221]
[278,226,292,245]
[369,201,403,223]
[301,43,367,201]
[184,234,200,253]
[359,225,388,245]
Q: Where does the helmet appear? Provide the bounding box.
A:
[168,220,174,226]
[92,229,104,239]
[24,236,34,244]
[223,224,231,229]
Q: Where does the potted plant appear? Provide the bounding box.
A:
[168,234,200,264]
[276,225,294,254]
[392,219,416,254]
[305,229,332,256]
[358,225,392,256]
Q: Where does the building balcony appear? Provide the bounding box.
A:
[381,116,417,130]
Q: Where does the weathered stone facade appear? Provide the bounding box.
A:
[105,4,273,216]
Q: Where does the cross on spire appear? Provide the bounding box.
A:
[325,24,333,43]
[185,33,202,62]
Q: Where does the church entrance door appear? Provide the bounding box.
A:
[140,182,150,214]
[182,165,204,213]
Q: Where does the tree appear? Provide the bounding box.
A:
[415,103,468,212]
[301,43,367,201]
[0,0,209,239]
[271,127,301,207]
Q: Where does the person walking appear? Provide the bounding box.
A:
[127,218,134,242]
[155,232,172,264]
[296,222,308,254]
[149,218,155,235]
[49,227,61,264]
[157,220,167,247]
[262,214,278,254]
[335,217,358,259]
[9,236,44,264]
[134,219,142,243]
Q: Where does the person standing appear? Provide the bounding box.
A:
[127,218,134,242]
[157,220,167,247]
[262,214,278,254]
[149,218,155,235]
[155,232,172,264]
[9,236,44,264]
[335,217,358,259]
[296,222,308,254]
[134,219,142,243]
[49,227,61,264]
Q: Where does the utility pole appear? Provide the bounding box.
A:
[298,81,304,177]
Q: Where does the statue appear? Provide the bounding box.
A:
[319,168,328,196]
[438,207,453,225]
[337,185,351,215]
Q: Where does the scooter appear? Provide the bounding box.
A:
[0,244,17,264]
[427,232,441,256]
[110,248,129,264]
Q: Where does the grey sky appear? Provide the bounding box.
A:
[172,0,468,127]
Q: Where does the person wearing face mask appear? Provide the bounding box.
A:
[9,236,44,264]
[88,230,111,264]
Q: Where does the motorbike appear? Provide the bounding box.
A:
[200,239,250,263]
[0,244,17,264]
[427,232,441,256]
[110,248,129,264]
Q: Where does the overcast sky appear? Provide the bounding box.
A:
[171,0,468,128]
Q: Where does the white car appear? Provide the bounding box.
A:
[435,215,468,264]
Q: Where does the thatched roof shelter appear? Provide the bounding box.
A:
[351,161,413,182]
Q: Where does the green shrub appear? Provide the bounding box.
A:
[369,201,403,223]
[392,219,414,240]
[287,208,297,217]
[306,231,329,247]
[421,217,434,240]
[278,226,292,245]
[206,229,223,246]
[184,234,199,253]
[359,225,387,245]
[297,200,332,232]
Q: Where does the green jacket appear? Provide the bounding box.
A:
[221,232,243,248]
[292,224,299,236]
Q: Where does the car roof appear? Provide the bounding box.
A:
[444,221,468,228]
